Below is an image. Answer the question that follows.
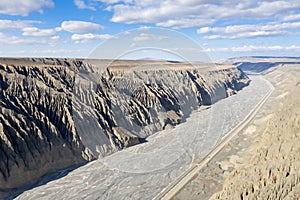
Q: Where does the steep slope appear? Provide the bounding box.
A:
[210,64,300,200]
[0,61,94,195]
[0,58,249,198]
[73,62,250,157]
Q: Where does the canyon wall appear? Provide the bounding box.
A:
[0,58,249,196]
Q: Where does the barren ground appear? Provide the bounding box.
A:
[173,64,300,200]
[13,69,270,200]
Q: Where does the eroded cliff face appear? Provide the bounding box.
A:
[0,58,249,196]
[0,60,94,194]
[72,61,250,157]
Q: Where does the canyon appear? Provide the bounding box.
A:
[0,58,249,198]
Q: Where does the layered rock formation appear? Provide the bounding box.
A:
[0,58,249,197]
[72,60,250,157]
[0,58,94,196]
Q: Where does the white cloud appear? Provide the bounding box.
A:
[133,33,168,42]
[74,0,96,10]
[0,20,40,30]
[157,18,216,29]
[282,14,300,22]
[0,20,104,38]
[22,27,61,37]
[198,22,300,39]
[0,0,54,16]
[71,33,115,43]
[0,32,46,44]
[204,47,230,53]
[137,26,151,30]
[98,0,300,28]
[231,45,300,52]
[98,0,132,4]
[122,31,131,35]
[51,35,60,40]
[61,21,103,33]
[203,31,286,40]
[198,22,300,34]
[28,49,85,54]
[9,48,89,57]
[204,45,300,53]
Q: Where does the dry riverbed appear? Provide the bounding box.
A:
[13,70,270,199]
[173,64,300,200]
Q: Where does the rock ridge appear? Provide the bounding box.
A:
[0,58,249,198]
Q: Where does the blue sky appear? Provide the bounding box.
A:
[0,0,300,60]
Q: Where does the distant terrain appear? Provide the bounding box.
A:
[228,56,300,73]
[173,57,300,200]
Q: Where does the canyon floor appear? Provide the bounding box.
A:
[11,73,271,199]
[173,64,300,200]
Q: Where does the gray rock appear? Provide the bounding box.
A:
[0,58,249,198]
